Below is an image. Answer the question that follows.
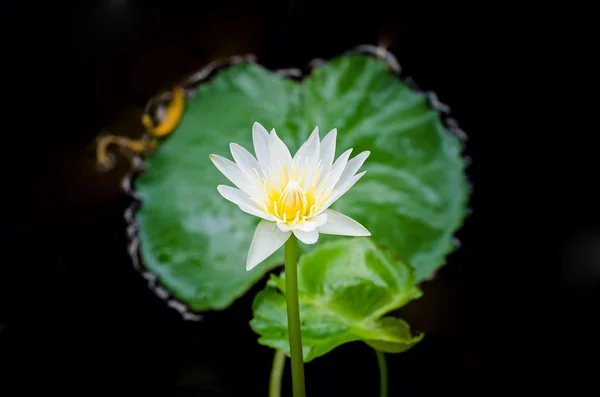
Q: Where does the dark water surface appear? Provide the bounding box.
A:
[0,1,505,395]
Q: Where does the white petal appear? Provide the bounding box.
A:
[276,222,294,232]
[318,209,370,236]
[217,185,254,207]
[268,129,293,190]
[276,213,327,233]
[319,128,337,174]
[335,151,370,188]
[217,185,274,221]
[293,126,320,188]
[209,154,254,195]
[276,221,314,233]
[252,122,270,170]
[230,143,262,181]
[310,213,328,227]
[293,126,319,163]
[293,222,318,232]
[317,170,367,214]
[293,229,319,244]
[246,220,291,271]
[318,148,352,191]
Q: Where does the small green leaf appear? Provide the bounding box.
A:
[134,53,468,311]
[250,238,424,362]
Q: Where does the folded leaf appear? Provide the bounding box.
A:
[250,238,424,362]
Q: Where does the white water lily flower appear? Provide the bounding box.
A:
[210,122,371,271]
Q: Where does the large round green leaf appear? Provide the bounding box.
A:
[134,54,468,311]
[250,238,424,362]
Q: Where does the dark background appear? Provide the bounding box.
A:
[1,1,597,395]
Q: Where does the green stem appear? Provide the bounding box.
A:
[284,235,306,397]
[375,349,388,397]
[269,350,286,397]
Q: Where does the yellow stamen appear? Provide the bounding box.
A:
[278,181,307,221]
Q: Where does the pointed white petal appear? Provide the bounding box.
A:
[217,185,254,207]
[230,143,262,180]
[238,206,276,221]
[209,154,254,195]
[216,185,274,221]
[293,126,320,188]
[318,209,370,236]
[252,122,270,170]
[319,128,337,173]
[317,170,367,214]
[293,228,319,244]
[318,148,352,191]
[335,151,370,188]
[268,129,293,190]
[293,126,319,163]
[246,220,291,271]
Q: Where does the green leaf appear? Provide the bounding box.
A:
[134,54,468,311]
[250,238,424,362]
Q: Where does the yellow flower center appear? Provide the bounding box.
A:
[256,163,331,225]
[278,181,307,221]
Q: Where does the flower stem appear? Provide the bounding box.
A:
[269,350,286,397]
[375,349,388,397]
[284,234,306,397]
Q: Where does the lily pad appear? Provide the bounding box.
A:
[134,54,468,311]
[250,238,424,361]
